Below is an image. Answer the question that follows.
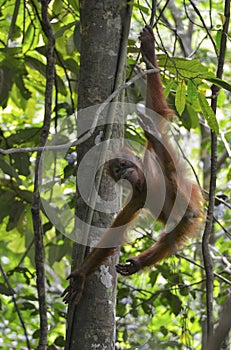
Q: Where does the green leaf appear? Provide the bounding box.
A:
[21,301,36,310]
[175,81,186,116]
[158,55,231,92]
[123,327,128,343]
[198,93,219,134]
[116,302,126,316]
[217,89,226,107]
[55,21,76,39]
[160,326,168,336]
[11,152,30,176]
[164,80,174,98]
[25,56,46,76]
[0,156,21,184]
[66,0,79,11]
[22,23,40,53]
[187,80,198,103]
[0,188,15,223]
[215,30,222,51]
[227,165,231,181]
[0,66,14,108]
[25,56,67,95]
[117,287,130,299]
[142,302,152,315]
[164,292,182,316]
[64,58,79,74]
[48,241,70,265]
[0,283,12,296]
[180,286,189,296]
[7,234,25,252]
[149,270,159,286]
[15,75,31,100]
[129,2,149,14]
[180,104,199,130]
[158,56,210,79]
[8,0,20,42]
[7,200,26,231]
[32,329,40,339]
[7,127,40,146]
[54,336,65,347]
[205,76,231,92]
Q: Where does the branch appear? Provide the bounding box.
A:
[205,132,231,177]
[136,229,231,286]
[31,1,55,349]
[213,217,231,240]
[167,0,192,56]
[149,0,156,27]
[0,263,31,350]
[154,0,171,29]
[187,0,218,56]
[202,0,230,342]
[207,296,231,350]
[0,68,159,156]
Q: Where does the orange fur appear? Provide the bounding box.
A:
[62,25,204,304]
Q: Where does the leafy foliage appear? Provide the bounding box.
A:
[0,0,230,349]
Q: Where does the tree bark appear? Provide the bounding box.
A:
[64,1,132,349]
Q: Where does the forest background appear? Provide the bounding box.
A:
[0,0,230,349]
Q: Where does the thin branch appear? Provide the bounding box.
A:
[213,217,231,240]
[202,0,230,342]
[138,0,147,25]
[167,0,192,56]
[186,0,218,56]
[171,127,202,190]
[137,229,231,286]
[154,0,171,29]
[203,190,231,211]
[207,296,231,350]
[205,149,229,177]
[0,68,159,156]
[55,48,76,114]
[0,263,31,350]
[31,1,55,349]
[149,0,156,27]
[7,0,20,44]
[118,278,206,320]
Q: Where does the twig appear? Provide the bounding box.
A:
[213,217,231,240]
[154,0,171,29]
[149,0,156,27]
[136,228,231,286]
[187,0,218,56]
[0,263,31,350]
[31,1,55,349]
[202,0,230,342]
[171,127,202,189]
[0,68,159,156]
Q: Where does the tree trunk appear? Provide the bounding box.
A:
[64,1,132,349]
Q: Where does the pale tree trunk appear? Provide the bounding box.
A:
[64,1,132,349]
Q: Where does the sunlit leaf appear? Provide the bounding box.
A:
[7,201,26,231]
[187,80,198,103]
[0,156,21,184]
[175,81,186,116]
[198,93,219,134]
